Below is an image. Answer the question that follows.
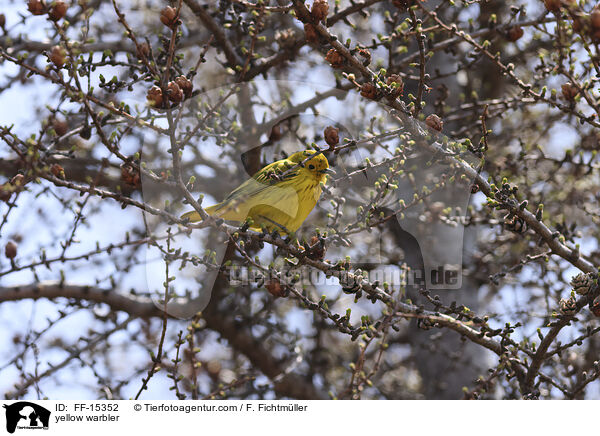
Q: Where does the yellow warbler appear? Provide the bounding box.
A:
[181,150,333,233]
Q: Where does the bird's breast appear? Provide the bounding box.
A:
[293,178,321,204]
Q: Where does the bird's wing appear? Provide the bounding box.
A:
[210,159,300,219]
[217,159,294,203]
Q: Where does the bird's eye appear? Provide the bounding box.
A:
[308,164,315,170]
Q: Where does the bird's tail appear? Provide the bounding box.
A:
[180,204,219,222]
[181,210,202,222]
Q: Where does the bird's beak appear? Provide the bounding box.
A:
[320,168,336,175]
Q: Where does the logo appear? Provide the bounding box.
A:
[3,402,50,434]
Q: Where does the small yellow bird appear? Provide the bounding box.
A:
[181,150,333,234]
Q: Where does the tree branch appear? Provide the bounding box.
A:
[0,282,327,399]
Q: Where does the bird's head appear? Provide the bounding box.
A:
[289,150,334,183]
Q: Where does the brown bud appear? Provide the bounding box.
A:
[304,23,319,44]
[167,81,184,104]
[48,0,68,21]
[386,74,404,97]
[561,82,578,101]
[147,85,163,108]
[591,295,600,317]
[120,162,140,188]
[425,114,443,132]
[269,124,282,142]
[311,0,329,22]
[571,13,588,33]
[505,215,526,233]
[52,117,68,136]
[506,26,524,42]
[50,163,65,179]
[559,296,577,316]
[5,241,17,260]
[136,42,150,60]
[266,279,288,298]
[0,13,6,28]
[307,236,326,260]
[571,272,593,296]
[160,6,178,28]
[49,45,67,68]
[325,48,345,69]
[174,75,193,98]
[79,124,91,140]
[360,82,378,100]
[357,47,371,66]
[28,0,46,15]
[543,0,561,12]
[324,126,339,149]
[592,7,600,29]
